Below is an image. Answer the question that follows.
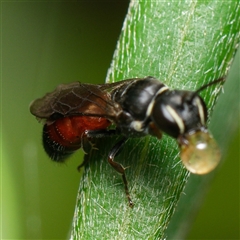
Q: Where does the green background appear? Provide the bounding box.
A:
[1,2,239,239]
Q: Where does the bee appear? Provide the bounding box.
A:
[30,76,224,207]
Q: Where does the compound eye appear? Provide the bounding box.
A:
[179,131,221,174]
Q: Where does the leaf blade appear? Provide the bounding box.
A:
[71,1,240,239]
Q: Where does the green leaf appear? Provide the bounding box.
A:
[71,1,240,239]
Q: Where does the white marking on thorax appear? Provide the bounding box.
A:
[130,120,144,132]
[145,86,169,117]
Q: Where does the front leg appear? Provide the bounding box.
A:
[108,138,134,208]
[77,129,134,207]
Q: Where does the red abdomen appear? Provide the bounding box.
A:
[43,116,111,162]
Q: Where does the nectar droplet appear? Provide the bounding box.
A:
[180,131,221,174]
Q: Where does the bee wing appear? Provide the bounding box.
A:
[30,82,121,120]
[98,78,139,91]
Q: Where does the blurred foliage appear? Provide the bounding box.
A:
[1,2,129,239]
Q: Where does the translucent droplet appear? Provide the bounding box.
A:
[180,131,221,174]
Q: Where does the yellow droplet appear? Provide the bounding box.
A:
[180,131,221,174]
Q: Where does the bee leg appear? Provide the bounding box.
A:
[77,129,119,171]
[77,154,89,171]
[108,138,134,208]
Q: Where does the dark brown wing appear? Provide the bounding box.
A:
[30,81,124,121]
[98,78,141,91]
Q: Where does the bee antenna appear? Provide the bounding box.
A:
[190,76,226,101]
[195,76,226,94]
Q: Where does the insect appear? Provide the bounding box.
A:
[30,76,224,207]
